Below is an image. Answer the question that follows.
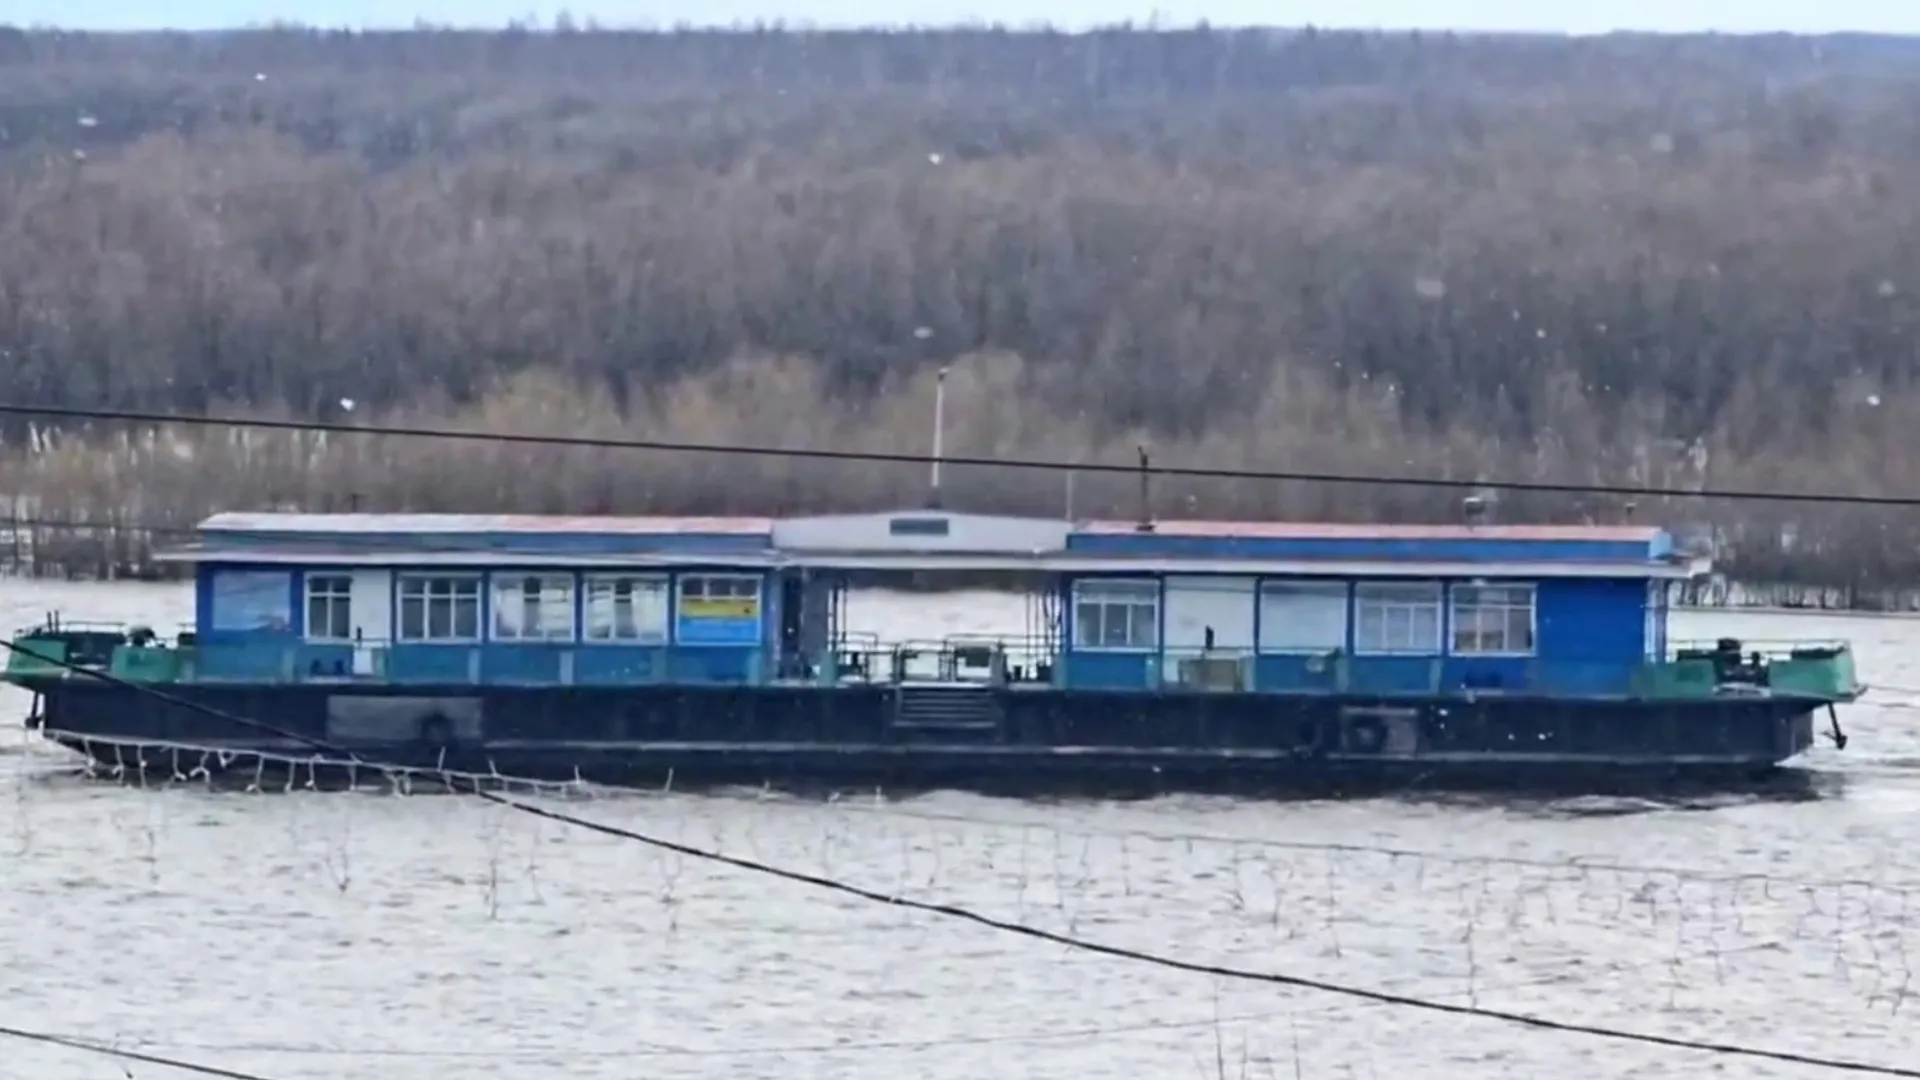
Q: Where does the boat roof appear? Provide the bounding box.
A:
[1075,520,1663,541]
[196,511,1664,541]
[164,510,1704,579]
[197,513,775,535]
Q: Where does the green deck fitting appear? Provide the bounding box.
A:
[1767,649,1859,700]
[4,636,69,680]
[1631,657,1720,700]
[108,645,185,683]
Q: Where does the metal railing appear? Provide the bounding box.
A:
[1668,638,1849,658]
[8,620,1858,702]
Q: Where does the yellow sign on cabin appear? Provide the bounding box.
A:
[679,597,760,621]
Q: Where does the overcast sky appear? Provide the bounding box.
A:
[16,0,1920,35]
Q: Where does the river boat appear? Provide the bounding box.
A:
[1,508,1865,795]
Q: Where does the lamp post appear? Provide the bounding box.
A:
[928,365,949,510]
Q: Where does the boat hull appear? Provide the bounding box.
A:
[17,679,1826,797]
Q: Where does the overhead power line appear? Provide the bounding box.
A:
[0,1022,283,1080]
[2,641,1916,1076]
[1,401,1916,508]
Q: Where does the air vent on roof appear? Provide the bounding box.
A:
[889,516,951,537]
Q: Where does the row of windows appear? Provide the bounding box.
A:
[1071,580,1538,656]
[304,573,758,644]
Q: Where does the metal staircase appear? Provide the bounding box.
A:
[892,684,1005,733]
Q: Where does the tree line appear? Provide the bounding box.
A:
[2,26,1920,586]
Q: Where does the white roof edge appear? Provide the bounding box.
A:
[776,556,1710,579]
[196,510,1671,542]
[152,549,784,568]
[156,547,1711,579]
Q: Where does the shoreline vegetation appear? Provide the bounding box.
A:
[5,28,1920,588]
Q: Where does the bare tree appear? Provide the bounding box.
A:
[2,26,1919,585]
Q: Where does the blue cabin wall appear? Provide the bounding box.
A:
[192,563,768,686]
[1438,578,1648,696]
[193,564,304,680]
[186,546,1671,696]
[1061,573,1659,696]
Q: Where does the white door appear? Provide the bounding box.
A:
[350,570,393,675]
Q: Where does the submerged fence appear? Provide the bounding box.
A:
[2,496,1919,614]
[0,507,172,582]
[5,737,1920,1079]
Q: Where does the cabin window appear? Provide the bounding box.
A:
[1354,582,1443,655]
[1072,580,1159,650]
[584,574,670,642]
[679,574,761,602]
[305,575,354,641]
[1450,584,1536,656]
[397,575,482,642]
[492,573,577,642]
[1257,581,1349,653]
[208,570,294,634]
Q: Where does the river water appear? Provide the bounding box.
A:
[2,581,1919,1080]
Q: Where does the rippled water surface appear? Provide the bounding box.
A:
[3,581,1920,1079]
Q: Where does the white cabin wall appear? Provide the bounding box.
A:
[771,511,1071,554]
[1162,576,1256,651]
[1257,581,1351,653]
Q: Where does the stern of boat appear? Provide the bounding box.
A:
[1635,638,1863,704]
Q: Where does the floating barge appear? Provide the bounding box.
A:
[2,509,1865,795]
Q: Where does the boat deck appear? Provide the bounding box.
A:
[4,621,1865,705]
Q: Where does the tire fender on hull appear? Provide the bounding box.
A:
[418,714,455,747]
[1294,718,1328,756]
[1344,716,1388,755]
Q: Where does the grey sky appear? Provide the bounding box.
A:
[17,0,1920,35]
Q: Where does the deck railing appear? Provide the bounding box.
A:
[4,622,1862,703]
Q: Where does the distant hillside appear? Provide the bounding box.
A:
[3,27,1920,586]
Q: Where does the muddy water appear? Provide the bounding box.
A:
[1,581,1917,1079]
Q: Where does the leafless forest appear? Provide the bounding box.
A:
[3,27,1920,587]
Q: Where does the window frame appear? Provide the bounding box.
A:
[1448,582,1538,657]
[583,573,671,644]
[1070,579,1161,652]
[304,573,355,642]
[396,573,484,644]
[490,572,578,643]
[676,573,763,603]
[208,569,295,634]
[1353,581,1444,656]
[1644,580,1668,661]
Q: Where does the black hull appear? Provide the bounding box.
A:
[20,679,1827,799]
